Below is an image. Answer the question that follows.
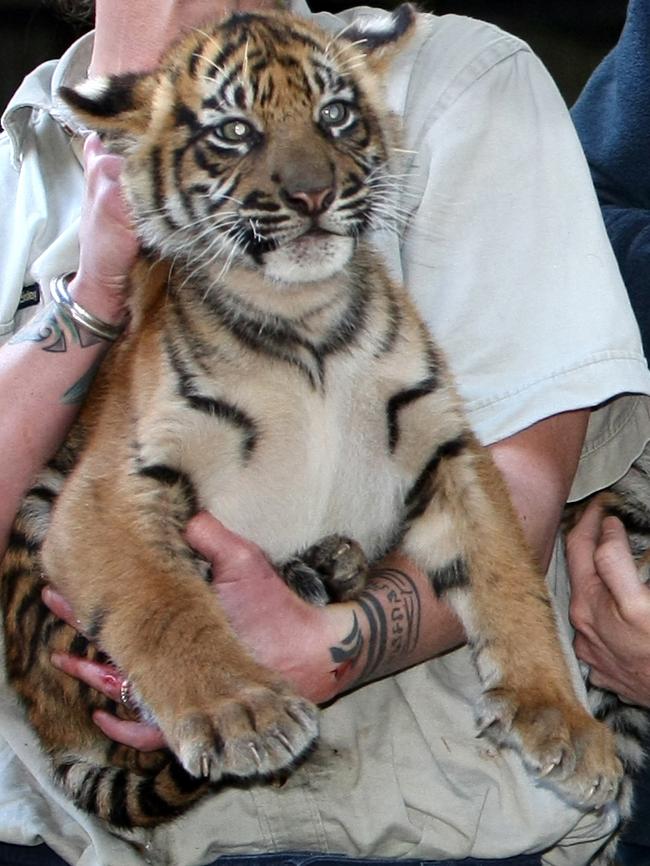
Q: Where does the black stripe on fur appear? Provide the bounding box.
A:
[59,74,140,119]
[404,434,469,521]
[137,464,199,516]
[386,375,438,453]
[429,557,470,597]
[109,770,132,828]
[164,336,259,459]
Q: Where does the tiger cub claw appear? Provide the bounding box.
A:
[478,689,623,810]
[171,686,319,783]
[281,534,369,605]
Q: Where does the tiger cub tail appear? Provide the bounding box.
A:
[53,754,207,829]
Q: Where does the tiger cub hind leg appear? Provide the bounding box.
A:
[280,535,369,605]
[397,420,623,809]
[2,527,210,828]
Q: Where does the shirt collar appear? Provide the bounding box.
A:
[290,0,311,15]
[2,31,94,169]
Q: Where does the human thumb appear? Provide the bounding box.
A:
[185,511,272,587]
[184,510,239,563]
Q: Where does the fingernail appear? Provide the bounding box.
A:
[92,709,111,728]
[101,673,120,690]
[50,652,64,669]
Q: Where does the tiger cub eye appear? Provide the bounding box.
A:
[320,101,351,128]
[218,119,254,142]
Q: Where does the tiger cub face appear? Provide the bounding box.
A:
[61,6,416,285]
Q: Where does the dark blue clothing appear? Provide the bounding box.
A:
[202,856,544,866]
[572,2,650,863]
[572,0,650,361]
[0,847,543,866]
[617,759,650,866]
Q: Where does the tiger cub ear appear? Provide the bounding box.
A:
[59,72,157,140]
[339,3,418,72]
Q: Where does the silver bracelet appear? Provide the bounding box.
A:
[50,273,125,342]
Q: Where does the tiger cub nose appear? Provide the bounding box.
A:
[283,186,335,216]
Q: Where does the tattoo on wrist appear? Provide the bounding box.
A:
[10,302,105,404]
[10,301,108,352]
[329,568,422,688]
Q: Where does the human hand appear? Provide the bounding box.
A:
[42,586,167,751]
[185,512,349,705]
[567,498,650,706]
[43,513,350,750]
[68,133,139,328]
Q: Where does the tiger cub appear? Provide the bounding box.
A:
[1,5,622,829]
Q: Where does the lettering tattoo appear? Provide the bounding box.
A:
[10,301,105,352]
[329,568,422,687]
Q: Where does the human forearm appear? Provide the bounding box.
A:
[321,551,463,699]
[0,136,136,556]
[45,517,464,716]
[0,296,117,554]
[490,408,590,572]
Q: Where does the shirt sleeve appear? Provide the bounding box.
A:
[0,133,29,341]
[396,27,650,478]
[0,120,85,346]
[597,205,650,361]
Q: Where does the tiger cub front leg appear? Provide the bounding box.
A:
[399,428,623,808]
[42,469,318,784]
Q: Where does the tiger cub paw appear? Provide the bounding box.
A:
[168,684,319,783]
[281,535,368,605]
[478,688,623,809]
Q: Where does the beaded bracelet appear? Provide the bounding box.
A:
[50,273,125,343]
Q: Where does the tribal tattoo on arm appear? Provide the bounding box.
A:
[10,302,107,352]
[330,568,422,687]
[10,302,107,404]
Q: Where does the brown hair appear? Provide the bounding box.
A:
[56,0,94,24]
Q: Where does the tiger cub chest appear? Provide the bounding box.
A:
[146,349,412,563]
